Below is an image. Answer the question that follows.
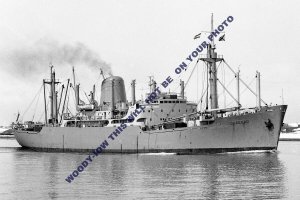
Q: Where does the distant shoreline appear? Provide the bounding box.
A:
[280,132,300,141]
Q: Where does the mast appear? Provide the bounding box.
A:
[60,79,70,123]
[256,71,261,109]
[44,65,60,125]
[57,84,65,115]
[50,65,54,121]
[72,66,79,110]
[131,80,136,105]
[72,66,76,89]
[206,65,209,110]
[93,84,95,101]
[148,76,156,93]
[52,70,58,122]
[180,80,184,99]
[208,45,219,109]
[75,84,80,109]
[90,84,95,103]
[111,79,115,113]
[236,70,240,108]
[209,13,218,109]
[152,80,157,93]
[200,14,222,110]
[43,80,47,124]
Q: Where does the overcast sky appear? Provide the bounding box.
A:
[0,0,299,125]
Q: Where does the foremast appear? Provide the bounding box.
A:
[43,65,60,125]
[199,14,223,110]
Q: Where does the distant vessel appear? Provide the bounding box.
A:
[14,15,287,153]
[280,123,300,141]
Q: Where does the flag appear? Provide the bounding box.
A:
[219,34,225,41]
[194,33,201,39]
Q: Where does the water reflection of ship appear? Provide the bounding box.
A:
[9,150,287,199]
[136,153,286,199]
[200,153,286,199]
[14,14,287,154]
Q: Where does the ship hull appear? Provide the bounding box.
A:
[14,105,287,154]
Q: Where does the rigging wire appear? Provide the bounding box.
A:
[227,76,256,107]
[199,62,207,111]
[197,61,199,101]
[31,85,43,121]
[223,59,267,105]
[163,60,200,120]
[83,91,91,103]
[217,76,235,99]
[170,61,200,115]
[38,99,50,122]
[184,60,199,89]
[21,84,43,121]
[172,59,200,93]
[222,62,226,108]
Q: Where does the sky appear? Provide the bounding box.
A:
[0,0,299,125]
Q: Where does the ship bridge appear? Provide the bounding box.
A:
[123,91,197,128]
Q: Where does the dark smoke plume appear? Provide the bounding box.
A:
[2,38,111,78]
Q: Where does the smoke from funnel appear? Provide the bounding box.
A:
[1,38,111,78]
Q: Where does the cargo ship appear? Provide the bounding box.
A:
[14,16,287,154]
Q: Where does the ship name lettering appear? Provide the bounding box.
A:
[230,120,249,125]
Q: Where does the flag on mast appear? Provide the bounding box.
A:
[194,33,201,39]
[219,34,225,41]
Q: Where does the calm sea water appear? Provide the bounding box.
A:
[0,137,299,200]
